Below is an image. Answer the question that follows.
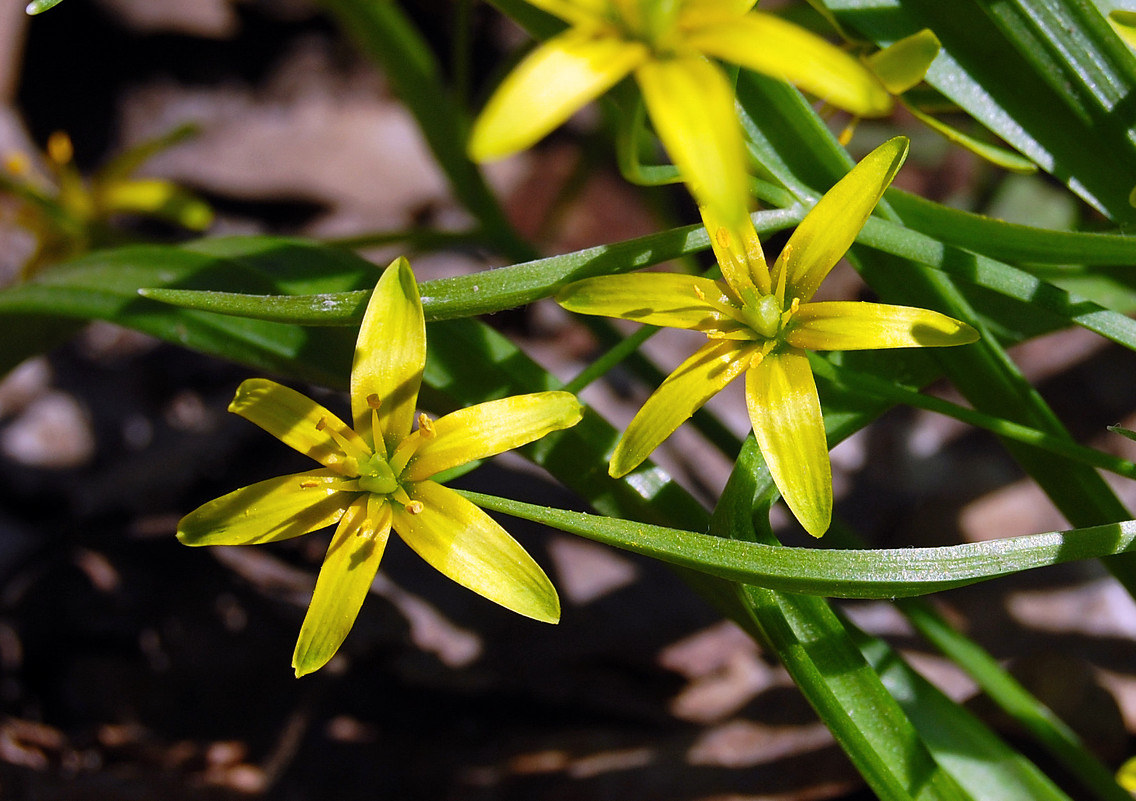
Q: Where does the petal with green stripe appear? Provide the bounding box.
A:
[393,481,560,623]
[177,469,354,546]
[746,349,831,537]
[786,301,978,351]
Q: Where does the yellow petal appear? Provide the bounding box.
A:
[97,178,214,230]
[611,339,753,477]
[865,29,940,95]
[556,273,747,332]
[746,349,830,537]
[698,204,771,297]
[1110,10,1136,50]
[785,301,978,351]
[177,469,353,546]
[353,257,426,455]
[292,495,392,677]
[399,392,583,482]
[774,136,908,303]
[678,0,757,27]
[687,12,892,117]
[229,378,370,474]
[469,29,647,161]
[903,103,1038,175]
[635,54,750,228]
[523,0,608,25]
[393,481,560,623]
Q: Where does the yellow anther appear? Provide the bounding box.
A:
[316,415,370,465]
[693,284,706,301]
[404,500,424,515]
[789,297,800,313]
[367,393,382,410]
[751,351,765,367]
[715,226,731,250]
[418,413,435,438]
[299,479,320,489]
[4,152,29,176]
[47,131,73,165]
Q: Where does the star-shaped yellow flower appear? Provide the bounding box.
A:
[469,0,892,227]
[178,258,582,676]
[557,137,977,537]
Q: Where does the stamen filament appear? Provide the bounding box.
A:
[315,416,371,465]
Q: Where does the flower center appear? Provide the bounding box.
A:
[741,293,783,339]
[357,453,400,495]
[733,286,800,343]
[607,0,682,50]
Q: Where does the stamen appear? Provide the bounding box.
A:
[404,501,424,515]
[772,245,790,305]
[368,394,384,457]
[4,152,29,176]
[715,226,731,250]
[418,413,436,438]
[315,415,369,466]
[751,351,765,368]
[299,479,320,489]
[47,132,73,165]
[789,297,800,313]
[693,284,706,301]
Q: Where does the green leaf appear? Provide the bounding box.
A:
[0,237,380,386]
[462,489,1136,598]
[896,597,1133,801]
[822,0,1136,220]
[713,440,972,801]
[812,355,1136,481]
[26,0,65,14]
[886,189,1136,266]
[136,209,804,324]
[850,625,1077,801]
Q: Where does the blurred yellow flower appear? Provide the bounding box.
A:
[178,258,581,676]
[469,0,891,227]
[557,137,977,536]
[1,127,212,277]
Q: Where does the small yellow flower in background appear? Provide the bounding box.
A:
[1116,754,1136,792]
[863,29,941,96]
[557,137,978,537]
[178,258,582,676]
[468,0,892,227]
[1,126,212,278]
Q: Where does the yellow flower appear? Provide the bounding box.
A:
[178,258,582,676]
[468,0,892,228]
[557,137,977,537]
[1,128,212,277]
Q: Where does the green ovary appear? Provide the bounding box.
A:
[735,289,790,341]
[357,454,400,495]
